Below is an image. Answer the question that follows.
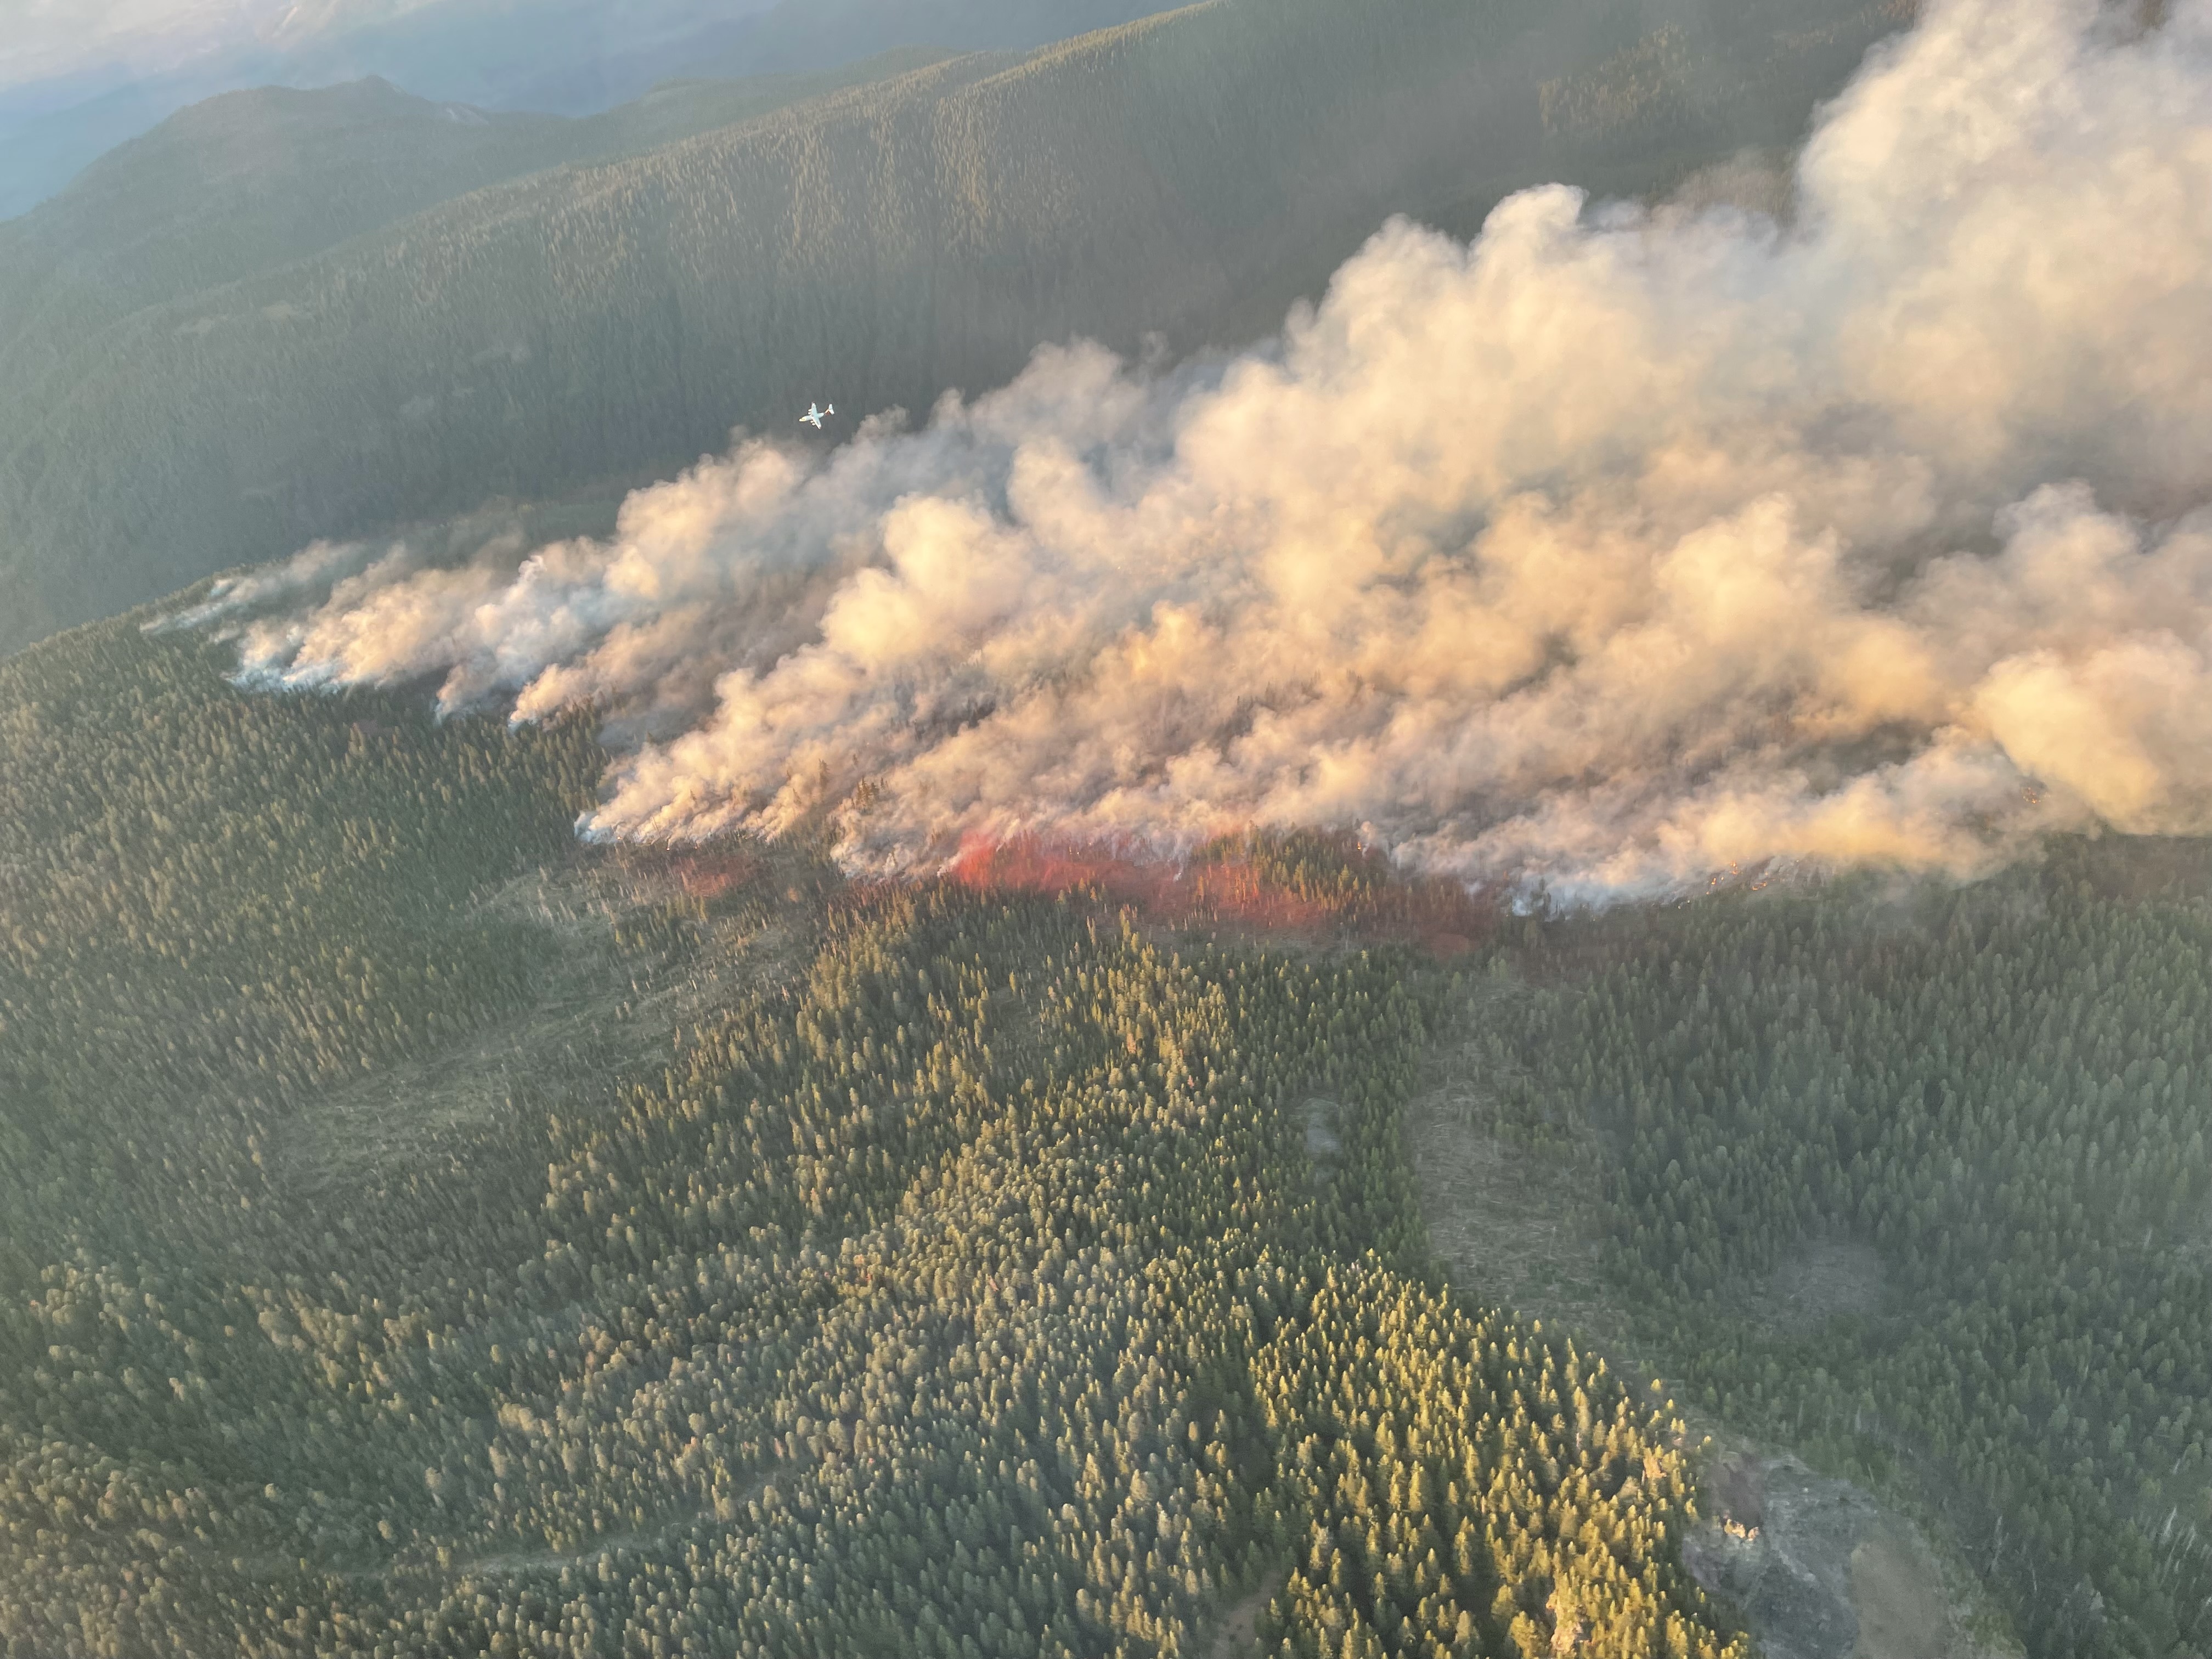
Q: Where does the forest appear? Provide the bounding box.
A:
[7,0,2208,1649]
[0,47,963,371]
[1451,861,2212,1655]
[5,560,2210,1659]
[0,613,1739,1657]
[0,0,1917,657]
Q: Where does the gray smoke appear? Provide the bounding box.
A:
[219,0,2212,895]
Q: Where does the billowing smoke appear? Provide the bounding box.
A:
[221,0,2212,894]
[150,538,387,635]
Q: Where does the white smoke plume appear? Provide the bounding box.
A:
[149,538,385,635]
[225,0,2212,894]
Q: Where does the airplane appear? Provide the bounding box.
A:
[800,401,834,428]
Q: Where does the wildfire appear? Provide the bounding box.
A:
[943,831,1496,957]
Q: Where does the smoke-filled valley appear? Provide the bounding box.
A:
[7,2,2212,1658]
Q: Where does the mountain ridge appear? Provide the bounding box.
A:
[0,0,1184,221]
[0,0,1915,658]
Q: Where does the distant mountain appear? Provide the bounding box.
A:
[679,0,1217,80]
[0,53,957,354]
[0,0,1182,221]
[0,78,204,225]
[0,0,1912,658]
[0,80,568,342]
[0,49,961,648]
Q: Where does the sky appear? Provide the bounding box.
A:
[0,1,409,91]
[0,0,771,101]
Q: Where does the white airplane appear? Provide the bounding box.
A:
[799,401,834,428]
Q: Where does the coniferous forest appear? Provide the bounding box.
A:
[7,0,2210,1652]
[3,591,2210,1657]
[1451,871,2212,1655]
[0,617,1740,1657]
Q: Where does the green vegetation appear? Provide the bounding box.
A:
[0,47,966,358]
[0,614,603,1254]
[13,601,2210,1659]
[1259,1274,1725,1659]
[0,0,1915,658]
[21,592,2210,1657]
[0,615,1737,1655]
[0,0,1175,224]
[1538,0,1918,176]
[683,0,1175,83]
[1461,854,2212,1655]
[0,80,571,354]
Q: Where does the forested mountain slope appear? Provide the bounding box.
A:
[678,0,1192,84]
[1419,859,2212,1655]
[0,608,1743,1658]
[0,81,572,365]
[8,573,2212,1655]
[0,0,1180,222]
[0,0,1914,660]
[0,50,956,427]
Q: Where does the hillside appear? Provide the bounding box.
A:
[0,608,1744,1658]
[0,80,572,356]
[1412,859,2212,1655]
[0,0,1916,661]
[9,0,2212,1649]
[4,576,2211,1654]
[0,51,957,406]
[678,0,1195,84]
[0,0,1177,221]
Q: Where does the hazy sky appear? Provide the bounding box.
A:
[0,0,793,100]
[0,1,398,87]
